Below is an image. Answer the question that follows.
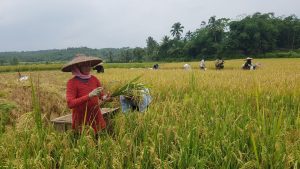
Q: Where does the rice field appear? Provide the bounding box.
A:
[0,58,300,168]
[0,62,156,73]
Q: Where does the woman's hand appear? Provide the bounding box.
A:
[88,87,103,98]
[102,92,113,102]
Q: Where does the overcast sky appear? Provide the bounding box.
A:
[0,0,299,52]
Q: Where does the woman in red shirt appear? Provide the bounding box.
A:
[62,54,108,134]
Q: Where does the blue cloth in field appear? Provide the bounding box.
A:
[120,88,152,112]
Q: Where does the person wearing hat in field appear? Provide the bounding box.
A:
[120,88,152,113]
[199,59,206,70]
[62,54,110,135]
[215,57,224,70]
[93,63,104,73]
[242,57,256,70]
[152,63,159,70]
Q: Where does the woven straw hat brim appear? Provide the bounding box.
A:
[61,56,102,72]
[244,57,253,60]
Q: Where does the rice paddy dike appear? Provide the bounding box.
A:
[0,58,299,168]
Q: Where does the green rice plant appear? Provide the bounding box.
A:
[111,75,143,97]
[0,102,15,135]
[30,77,43,137]
[111,75,150,104]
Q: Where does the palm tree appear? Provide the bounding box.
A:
[184,31,193,41]
[161,35,170,44]
[200,21,206,28]
[170,22,184,40]
[207,16,229,43]
[146,36,158,60]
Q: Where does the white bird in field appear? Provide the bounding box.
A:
[18,71,29,81]
[19,76,29,81]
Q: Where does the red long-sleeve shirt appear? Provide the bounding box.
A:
[66,75,106,133]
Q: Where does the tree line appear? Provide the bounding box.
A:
[145,12,300,61]
[0,12,299,65]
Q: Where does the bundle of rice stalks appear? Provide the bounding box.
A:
[111,75,150,103]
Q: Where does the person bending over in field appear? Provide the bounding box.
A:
[120,88,152,113]
[242,57,256,70]
[93,63,104,73]
[153,64,159,70]
[183,64,192,70]
[199,59,206,70]
[215,58,224,70]
[62,54,111,136]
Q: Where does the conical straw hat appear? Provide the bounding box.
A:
[244,57,253,60]
[61,54,102,72]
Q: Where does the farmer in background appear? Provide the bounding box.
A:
[153,64,159,70]
[62,54,110,135]
[242,57,256,70]
[93,63,104,73]
[199,59,206,70]
[215,58,224,70]
[183,63,192,70]
[120,88,152,113]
